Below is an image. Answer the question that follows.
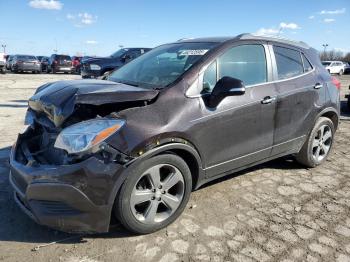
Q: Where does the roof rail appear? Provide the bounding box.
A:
[237,33,310,49]
[177,37,195,42]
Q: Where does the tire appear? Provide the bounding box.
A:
[101,70,112,80]
[339,70,343,76]
[347,97,350,111]
[115,154,192,234]
[296,117,335,168]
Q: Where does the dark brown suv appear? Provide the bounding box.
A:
[10,34,340,234]
[47,54,74,73]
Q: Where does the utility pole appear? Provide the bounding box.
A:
[1,44,6,53]
[53,38,58,54]
[322,44,329,53]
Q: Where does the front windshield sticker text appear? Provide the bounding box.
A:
[179,49,209,56]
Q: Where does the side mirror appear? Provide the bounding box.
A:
[209,76,245,107]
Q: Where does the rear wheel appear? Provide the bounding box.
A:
[115,154,192,234]
[296,117,334,167]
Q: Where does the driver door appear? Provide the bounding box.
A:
[191,43,277,177]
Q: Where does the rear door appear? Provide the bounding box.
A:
[58,55,72,67]
[271,44,326,155]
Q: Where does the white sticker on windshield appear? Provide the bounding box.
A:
[179,49,209,56]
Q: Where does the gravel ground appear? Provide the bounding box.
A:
[0,73,350,262]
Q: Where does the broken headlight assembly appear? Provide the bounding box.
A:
[90,64,101,70]
[54,119,125,154]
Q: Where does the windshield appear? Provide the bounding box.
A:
[110,48,128,58]
[17,55,37,61]
[108,42,219,88]
[322,62,331,66]
[57,55,71,61]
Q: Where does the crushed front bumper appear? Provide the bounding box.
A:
[9,135,127,233]
[81,65,101,78]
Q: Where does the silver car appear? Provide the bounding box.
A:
[11,55,41,73]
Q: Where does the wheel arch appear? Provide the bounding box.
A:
[101,67,115,75]
[125,142,205,190]
[317,107,339,130]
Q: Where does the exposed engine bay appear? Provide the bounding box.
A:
[18,79,159,166]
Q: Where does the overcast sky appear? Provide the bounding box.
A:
[0,0,349,56]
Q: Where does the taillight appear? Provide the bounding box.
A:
[331,76,341,90]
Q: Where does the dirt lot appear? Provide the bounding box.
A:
[0,73,350,262]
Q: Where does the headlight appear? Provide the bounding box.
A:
[90,64,101,70]
[54,119,125,154]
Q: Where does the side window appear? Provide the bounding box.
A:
[128,50,141,59]
[218,45,267,86]
[274,46,304,79]
[301,53,313,72]
[201,44,267,92]
[202,61,217,93]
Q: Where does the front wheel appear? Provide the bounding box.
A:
[296,117,334,167]
[339,70,344,76]
[115,154,192,234]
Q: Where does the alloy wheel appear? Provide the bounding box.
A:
[130,164,185,224]
[311,124,332,162]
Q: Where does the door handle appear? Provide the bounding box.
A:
[314,83,323,89]
[261,96,276,104]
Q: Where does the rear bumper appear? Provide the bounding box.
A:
[9,135,127,233]
[53,66,74,72]
[17,64,40,71]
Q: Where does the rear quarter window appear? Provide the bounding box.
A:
[301,53,313,72]
[274,46,304,80]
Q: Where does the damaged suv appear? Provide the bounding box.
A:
[10,34,340,234]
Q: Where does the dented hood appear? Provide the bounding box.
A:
[28,79,158,127]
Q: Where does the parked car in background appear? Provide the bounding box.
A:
[72,56,82,74]
[322,61,346,75]
[9,34,340,234]
[0,53,6,73]
[81,48,151,78]
[81,56,97,63]
[47,54,74,74]
[11,55,40,73]
[39,56,49,72]
[36,56,44,62]
[5,55,14,70]
[343,62,350,74]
